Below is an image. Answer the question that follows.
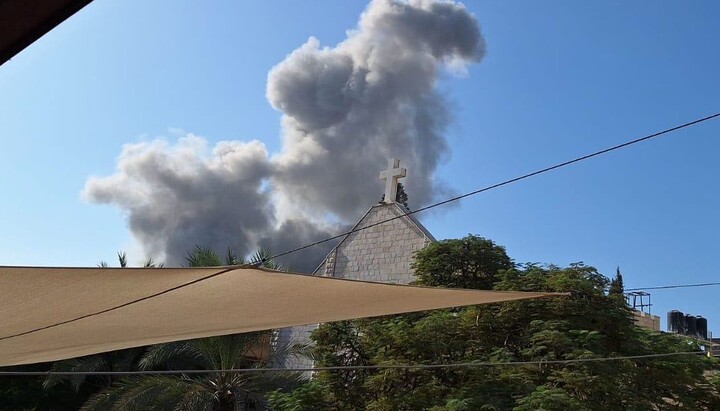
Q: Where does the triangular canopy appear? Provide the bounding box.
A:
[0,266,559,366]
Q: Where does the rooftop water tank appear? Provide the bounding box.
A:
[685,314,697,337]
[696,316,708,340]
[668,310,684,333]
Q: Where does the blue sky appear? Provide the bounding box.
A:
[0,1,719,333]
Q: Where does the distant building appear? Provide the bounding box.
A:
[710,338,720,357]
[626,291,661,332]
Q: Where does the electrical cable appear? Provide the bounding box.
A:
[264,112,720,263]
[1,112,718,343]
[626,282,720,292]
[0,351,705,376]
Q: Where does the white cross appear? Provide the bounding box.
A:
[379,158,407,204]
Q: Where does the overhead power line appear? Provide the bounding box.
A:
[626,282,720,292]
[0,351,705,376]
[266,112,720,262]
[1,112,717,344]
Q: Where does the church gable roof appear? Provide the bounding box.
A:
[312,202,435,276]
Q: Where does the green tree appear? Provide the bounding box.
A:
[412,234,513,290]
[266,380,332,410]
[184,245,285,270]
[271,236,720,410]
[514,387,587,411]
[609,267,624,296]
[185,245,229,267]
[98,251,163,268]
[82,332,309,411]
[43,347,147,397]
[34,252,164,409]
[81,246,309,411]
[379,182,410,210]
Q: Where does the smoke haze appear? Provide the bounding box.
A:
[83,0,486,270]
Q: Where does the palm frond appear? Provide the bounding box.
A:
[108,347,147,373]
[140,341,209,371]
[143,257,164,268]
[225,247,244,266]
[267,338,316,365]
[81,376,209,411]
[43,354,107,392]
[191,333,267,370]
[93,332,315,410]
[45,347,147,394]
[249,247,289,271]
[240,368,308,397]
[157,378,214,411]
[236,337,314,395]
[175,381,216,411]
[185,245,223,267]
[117,251,128,268]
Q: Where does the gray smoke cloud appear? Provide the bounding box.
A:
[83,0,485,270]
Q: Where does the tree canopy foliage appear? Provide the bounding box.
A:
[411,235,512,290]
[3,237,719,410]
[269,235,720,410]
[609,267,625,296]
[380,182,410,210]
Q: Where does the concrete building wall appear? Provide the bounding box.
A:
[633,310,661,332]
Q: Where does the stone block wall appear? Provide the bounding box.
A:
[275,203,435,371]
[328,203,433,284]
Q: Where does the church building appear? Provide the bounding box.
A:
[276,159,436,369]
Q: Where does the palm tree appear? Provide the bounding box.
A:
[45,252,162,399]
[81,332,310,411]
[185,245,230,267]
[98,251,163,268]
[249,247,289,271]
[43,347,147,394]
[184,245,289,271]
[79,246,310,410]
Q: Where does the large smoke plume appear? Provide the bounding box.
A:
[83,0,485,270]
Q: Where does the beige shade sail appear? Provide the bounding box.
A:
[0,266,561,366]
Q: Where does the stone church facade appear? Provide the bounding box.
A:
[318,202,435,284]
[275,159,436,370]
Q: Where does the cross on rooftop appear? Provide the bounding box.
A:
[379,158,407,204]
